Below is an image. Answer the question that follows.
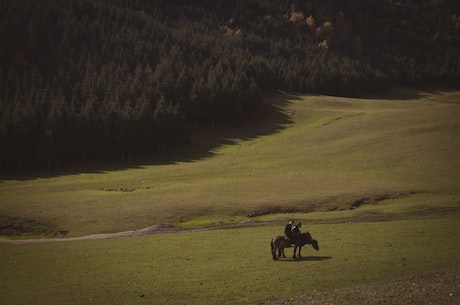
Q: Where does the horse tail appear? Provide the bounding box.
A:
[270,238,277,260]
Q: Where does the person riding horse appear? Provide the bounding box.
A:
[284,221,294,242]
[284,221,302,244]
[272,222,318,260]
[292,222,301,235]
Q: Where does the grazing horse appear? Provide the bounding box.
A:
[271,232,319,260]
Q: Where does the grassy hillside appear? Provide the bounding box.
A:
[1,88,459,237]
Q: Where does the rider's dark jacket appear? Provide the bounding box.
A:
[284,223,294,240]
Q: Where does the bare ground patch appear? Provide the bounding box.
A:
[247,191,421,217]
[262,268,460,305]
[0,215,60,237]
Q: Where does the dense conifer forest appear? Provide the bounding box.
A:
[1,0,459,171]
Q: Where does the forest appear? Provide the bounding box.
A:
[1,0,459,171]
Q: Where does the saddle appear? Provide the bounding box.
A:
[284,236,297,247]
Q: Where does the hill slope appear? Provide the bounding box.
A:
[1,88,459,237]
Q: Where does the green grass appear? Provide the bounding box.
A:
[1,218,459,305]
[1,88,459,237]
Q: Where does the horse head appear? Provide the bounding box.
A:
[302,232,319,251]
[311,239,319,251]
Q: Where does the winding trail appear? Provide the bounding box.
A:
[0,223,183,245]
[2,210,458,245]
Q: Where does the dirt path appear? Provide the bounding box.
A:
[0,219,266,245]
[0,223,183,245]
[1,211,458,245]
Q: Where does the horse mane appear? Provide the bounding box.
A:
[293,232,315,246]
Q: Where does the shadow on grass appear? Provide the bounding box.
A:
[279,256,333,262]
[1,93,298,181]
[357,85,460,100]
[3,86,458,181]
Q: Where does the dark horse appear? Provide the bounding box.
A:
[271,232,319,260]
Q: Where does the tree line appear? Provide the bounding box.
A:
[1,0,459,171]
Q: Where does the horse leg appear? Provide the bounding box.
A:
[298,246,302,258]
[278,248,285,258]
[293,246,297,258]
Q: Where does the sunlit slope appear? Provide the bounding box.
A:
[1,89,459,236]
[205,90,460,211]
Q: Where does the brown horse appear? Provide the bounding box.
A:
[271,232,319,260]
